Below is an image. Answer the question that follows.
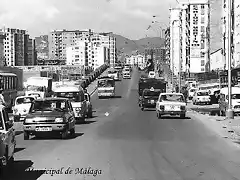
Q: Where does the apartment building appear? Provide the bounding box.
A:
[169,0,210,74]
[66,40,109,70]
[49,29,116,66]
[27,38,37,65]
[125,55,145,66]
[0,33,5,66]
[0,28,31,66]
[222,0,240,68]
[169,8,182,76]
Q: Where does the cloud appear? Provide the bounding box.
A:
[0,0,177,39]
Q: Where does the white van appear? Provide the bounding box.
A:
[219,87,240,116]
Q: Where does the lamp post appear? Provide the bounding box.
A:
[226,0,234,119]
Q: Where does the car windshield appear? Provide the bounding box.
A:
[143,91,161,97]
[27,85,46,92]
[160,94,184,102]
[197,91,209,96]
[31,99,67,112]
[98,80,114,87]
[190,89,196,92]
[55,92,81,102]
[16,97,35,105]
[108,71,117,74]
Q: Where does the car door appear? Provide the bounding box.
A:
[2,109,15,158]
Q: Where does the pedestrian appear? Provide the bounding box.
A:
[0,88,6,106]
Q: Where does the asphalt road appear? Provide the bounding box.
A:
[4,69,240,180]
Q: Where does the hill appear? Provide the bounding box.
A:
[114,34,165,55]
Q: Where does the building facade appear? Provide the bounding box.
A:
[0,33,5,66]
[169,0,210,74]
[170,8,182,76]
[0,28,34,66]
[210,48,225,71]
[66,40,109,70]
[27,39,37,66]
[222,0,240,69]
[49,29,116,67]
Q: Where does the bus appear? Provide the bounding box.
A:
[0,72,18,109]
[97,76,115,98]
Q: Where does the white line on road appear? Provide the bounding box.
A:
[126,70,136,99]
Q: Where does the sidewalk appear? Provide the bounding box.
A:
[13,68,109,135]
[188,109,240,147]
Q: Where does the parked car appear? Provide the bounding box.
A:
[12,95,36,122]
[156,93,186,118]
[0,105,15,172]
[23,97,76,140]
[192,90,211,105]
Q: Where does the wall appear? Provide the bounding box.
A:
[210,49,225,70]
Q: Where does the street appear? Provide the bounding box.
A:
[5,69,240,180]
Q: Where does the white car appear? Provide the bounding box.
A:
[188,88,197,100]
[12,95,36,121]
[156,93,186,119]
[192,90,211,105]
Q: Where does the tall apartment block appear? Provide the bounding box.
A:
[48,29,116,66]
[0,33,5,66]
[0,28,35,66]
[168,0,210,74]
[222,0,240,68]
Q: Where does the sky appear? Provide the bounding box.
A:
[0,0,179,40]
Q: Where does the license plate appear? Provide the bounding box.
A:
[35,127,52,131]
[151,100,154,104]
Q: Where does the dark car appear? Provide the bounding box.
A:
[139,88,162,111]
[23,97,76,140]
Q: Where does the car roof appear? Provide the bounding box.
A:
[54,85,83,92]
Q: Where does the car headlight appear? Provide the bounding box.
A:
[25,118,33,123]
[23,109,27,113]
[55,118,64,123]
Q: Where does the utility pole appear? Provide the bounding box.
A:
[226,0,234,119]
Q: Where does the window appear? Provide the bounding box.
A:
[201,60,205,66]
[200,52,205,58]
[201,43,205,49]
[201,17,205,23]
[201,26,205,32]
[201,68,205,71]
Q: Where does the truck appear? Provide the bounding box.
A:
[25,77,53,99]
[138,77,167,105]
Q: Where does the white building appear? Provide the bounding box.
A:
[125,54,145,67]
[66,40,109,70]
[182,0,210,73]
[210,48,225,70]
[170,8,182,76]
[222,0,240,68]
[66,41,86,66]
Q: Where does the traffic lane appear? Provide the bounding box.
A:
[7,74,130,180]
[96,75,240,179]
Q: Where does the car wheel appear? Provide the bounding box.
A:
[70,128,75,137]
[24,131,29,140]
[87,110,93,118]
[141,106,144,111]
[180,114,186,119]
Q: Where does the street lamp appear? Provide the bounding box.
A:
[226,0,234,119]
